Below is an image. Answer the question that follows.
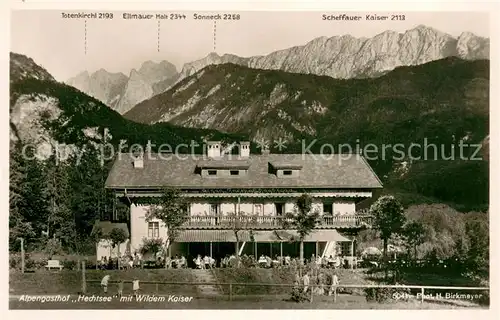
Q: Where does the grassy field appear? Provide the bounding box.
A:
[9,268,487,309]
[9,293,483,310]
[212,268,371,295]
[9,269,198,296]
[367,269,483,287]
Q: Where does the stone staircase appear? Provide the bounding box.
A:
[191,269,220,297]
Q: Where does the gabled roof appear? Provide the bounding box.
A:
[105,153,383,190]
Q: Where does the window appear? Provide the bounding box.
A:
[340,242,352,256]
[230,170,240,176]
[275,203,283,215]
[283,170,292,176]
[208,170,217,176]
[323,203,333,215]
[148,222,159,238]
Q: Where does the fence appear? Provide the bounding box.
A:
[79,261,488,306]
[83,279,489,305]
[182,214,373,229]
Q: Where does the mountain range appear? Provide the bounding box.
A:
[124,57,489,147]
[10,52,243,160]
[67,60,178,114]
[66,25,489,115]
[11,48,489,212]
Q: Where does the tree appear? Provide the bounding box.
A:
[405,204,469,260]
[12,144,50,249]
[139,238,164,261]
[464,215,489,276]
[67,147,106,239]
[403,220,426,261]
[281,194,320,266]
[9,141,48,250]
[227,210,257,267]
[145,187,189,267]
[369,195,406,276]
[44,154,76,250]
[109,227,128,269]
[45,237,64,257]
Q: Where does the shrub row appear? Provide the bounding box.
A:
[9,253,98,271]
[364,286,412,303]
[9,269,198,295]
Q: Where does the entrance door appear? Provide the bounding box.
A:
[275,203,284,215]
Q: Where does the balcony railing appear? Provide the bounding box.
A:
[180,214,373,229]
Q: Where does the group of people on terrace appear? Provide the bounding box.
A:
[98,251,348,270]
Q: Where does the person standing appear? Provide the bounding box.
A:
[117,280,124,298]
[328,272,339,302]
[101,274,110,294]
[132,279,140,297]
[203,255,210,269]
[302,271,310,293]
[317,272,325,295]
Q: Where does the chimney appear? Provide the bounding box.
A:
[239,141,250,158]
[133,154,144,168]
[206,141,221,158]
[261,145,270,155]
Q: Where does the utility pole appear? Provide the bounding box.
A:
[18,238,25,273]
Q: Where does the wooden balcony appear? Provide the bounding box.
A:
[180,214,373,230]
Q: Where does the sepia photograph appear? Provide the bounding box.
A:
[7,7,491,311]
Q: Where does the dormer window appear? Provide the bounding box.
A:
[197,159,250,177]
[269,162,302,177]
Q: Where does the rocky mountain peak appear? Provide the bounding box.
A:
[67,25,489,115]
[207,52,220,59]
[129,68,141,79]
[75,70,90,78]
[10,52,56,84]
[459,31,475,39]
[456,31,489,59]
[114,68,154,115]
[137,60,178,84]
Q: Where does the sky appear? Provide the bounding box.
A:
[10,10,490,82]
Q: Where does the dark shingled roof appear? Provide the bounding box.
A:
[105,153,383,189]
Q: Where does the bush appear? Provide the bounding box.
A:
[240,255,256,268]
[9,253,48,270]
[25,258,36,269]
[45,238,64,257]
[290,286,309,302]
[84,259,98,270]
[9,255,21,270]
[341,287,365,295]
[62,259,78,270]
[364,286,411,303]
[26,257,48,270]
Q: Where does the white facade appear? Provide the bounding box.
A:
[130,204,168,253]
[129,198,356,252]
